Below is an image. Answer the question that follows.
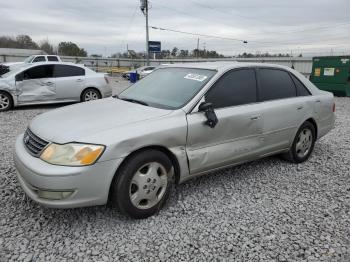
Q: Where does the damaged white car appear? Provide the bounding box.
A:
[0,62,112,111]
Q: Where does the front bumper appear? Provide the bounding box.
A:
[14,135,123,208]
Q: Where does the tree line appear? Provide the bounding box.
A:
[0,35,87,57]
[111,47,225,59]
[0,35,297,58]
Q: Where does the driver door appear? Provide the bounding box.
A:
[186,68,263,174]
[16,65,56,103]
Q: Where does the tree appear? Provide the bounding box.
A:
[16,35,39,49]
[58,42,87,57]
[179,50,189,57]
[171,47,178,57]
[40,40,54,54]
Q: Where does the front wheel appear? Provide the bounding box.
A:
[81,88,101,102]
[111,150,174,219]
[283,121,316,163]
[0,91,13,112]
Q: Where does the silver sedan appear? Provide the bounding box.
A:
[0,62,112,111]
[14,62,335,218]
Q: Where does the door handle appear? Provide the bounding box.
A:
[40,81,54,86]
[76,79,83,82]
[250,115,261,120]
[297,106,304,110]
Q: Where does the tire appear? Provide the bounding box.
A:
[111,150,174,219]
[81,88,101,102]
[0,91,13,112]
[282,121,316,163]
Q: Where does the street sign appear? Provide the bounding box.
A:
[148,41,161,53]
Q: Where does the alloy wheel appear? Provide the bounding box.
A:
[129,162,168,209]
[84,90,99,101]
[296,128,313,158]
[0,94,10,110]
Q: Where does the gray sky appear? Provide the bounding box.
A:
[1,0,350,56]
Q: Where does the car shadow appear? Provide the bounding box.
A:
[12,102,76,111]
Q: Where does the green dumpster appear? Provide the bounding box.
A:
[310,56,350,96]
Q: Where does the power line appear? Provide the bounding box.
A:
[150,25,350,47]
[150,26,250,43]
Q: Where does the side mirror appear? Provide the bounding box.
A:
[198,102,213,112]
[15,73,24,82]
[198,102,218,128]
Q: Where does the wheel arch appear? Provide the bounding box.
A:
[107,145,181,203]
[305,117,318,140]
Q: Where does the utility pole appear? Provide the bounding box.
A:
[140,0,150,65]
[196,38,199,58]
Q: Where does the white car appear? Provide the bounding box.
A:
[4,55,62,67]
[0,62,112,111]
[122,66,156,80]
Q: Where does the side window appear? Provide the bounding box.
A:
[258,68,296,101]
[53,65,85,78]
[290,74,311,96]
[32,56,46,63]
[205,69,257,108]
[23,65,54,80]
[47,56,59,62]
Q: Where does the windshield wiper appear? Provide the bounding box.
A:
[116,96,149,106]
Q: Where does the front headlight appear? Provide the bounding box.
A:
[40,143,105,166]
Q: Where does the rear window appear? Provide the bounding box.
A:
[258,68,296,101]
[290,74,311,96]
[53,65,85,77]
[48,56,59,62]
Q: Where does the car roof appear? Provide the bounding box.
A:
[160,61,293,72]
[19,61,84,69]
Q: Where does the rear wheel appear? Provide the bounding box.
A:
[111,150,174,219]
[283,121,316,163]
[0,91,13,112]
[81,88,101,102]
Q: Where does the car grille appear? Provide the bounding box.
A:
[23,129,49,157]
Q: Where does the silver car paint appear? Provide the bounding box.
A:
[0,62,111,107]
[14,62,335,208]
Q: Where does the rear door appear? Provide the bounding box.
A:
[256,68,308,155]
[16,65,56,102]
[186,68,263,174]
[53,64,85,100]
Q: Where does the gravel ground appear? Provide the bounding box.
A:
[0,95,349,262]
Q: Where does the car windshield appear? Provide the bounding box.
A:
[24,55,35,63]
[119,67,216,109]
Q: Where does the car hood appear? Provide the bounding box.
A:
[29,97,172,144]
[4,62,24,66]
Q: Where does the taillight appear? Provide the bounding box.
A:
[332,102,336,112]
[104,76,109,84]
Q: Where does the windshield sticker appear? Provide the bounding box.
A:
[184,73,208,82]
